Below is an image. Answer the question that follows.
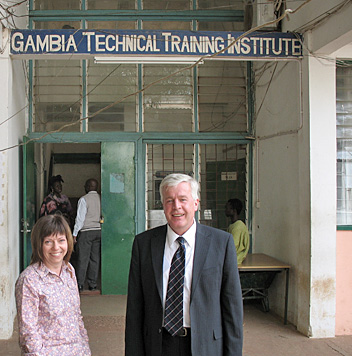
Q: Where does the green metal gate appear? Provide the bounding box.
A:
[101,142,135,294]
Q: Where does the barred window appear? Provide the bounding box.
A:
[337,62,352,225]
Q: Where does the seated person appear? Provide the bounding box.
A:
[225,198,250,265]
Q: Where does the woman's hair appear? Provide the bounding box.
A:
[48,175,64,192]
[30,214,73,265]
[159,173,199,202]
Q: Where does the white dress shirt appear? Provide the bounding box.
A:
[72,191,101,237]
[73,197,87,237]
[162,220,196,328]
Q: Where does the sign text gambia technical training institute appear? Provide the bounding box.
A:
[10,29,303,60]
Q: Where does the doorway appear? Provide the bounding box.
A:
[23,141,138,294]
[22,140,249,294]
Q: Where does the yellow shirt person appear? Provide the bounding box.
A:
[225,199,250,265]
[227,220,249,265]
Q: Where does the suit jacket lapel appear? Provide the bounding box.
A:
[151,224,167,303]
[191,223,211,300]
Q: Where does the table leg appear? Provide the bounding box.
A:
[284,268,289,325]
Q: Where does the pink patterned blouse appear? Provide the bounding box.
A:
[15,262,91,356]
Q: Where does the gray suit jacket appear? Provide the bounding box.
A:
[125,223,243,356]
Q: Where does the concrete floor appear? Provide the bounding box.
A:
[2,294,352,356]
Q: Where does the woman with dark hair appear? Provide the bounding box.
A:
[39,175,74,227]
[15,215,91,356]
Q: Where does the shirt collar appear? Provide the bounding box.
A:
[34,261,70,278]
[166,219,196,250]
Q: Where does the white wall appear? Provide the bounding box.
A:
[252,0,352,337]
[0,37,27,339]
[0,1,28,339]
[307,53,337,338]
[253,59,310,332]
[288,0,352,339]
[282,0,352,54]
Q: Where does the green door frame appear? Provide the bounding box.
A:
[101,141,136,294]
[142,138,253,231]
[21,135,253,293]
[21,137,36,270]
[24,133,253,235]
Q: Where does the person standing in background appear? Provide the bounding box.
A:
[73,178,101,293]
[39,175,74,228]
[225,198,250,265]
[15,214,91,356]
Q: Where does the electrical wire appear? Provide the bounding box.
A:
[0,0,326,153]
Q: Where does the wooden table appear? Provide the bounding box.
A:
[238,253,291,324]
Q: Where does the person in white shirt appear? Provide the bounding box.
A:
[73,178,101,292]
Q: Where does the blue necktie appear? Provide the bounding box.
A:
[164,236,186,336]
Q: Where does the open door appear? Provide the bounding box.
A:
[101,142,135,294]
[21,137,36,270]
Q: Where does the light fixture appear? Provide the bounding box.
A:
[94,56,203,65]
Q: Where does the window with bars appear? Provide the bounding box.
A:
[87,61,138,132]
[199,143,247,230]
[143,65,194,132]
[30,0,251,233]
[33,0,244,10]
[87,0,136,10]
[198,61,247,132]
[30,1,248,134]
[337,62,352,225]
[33,59,82,132]
[197,0,243,10]
[146,143,248,231]
[147,144,194,229]
[34,0,80,10]
[32,58,248,133]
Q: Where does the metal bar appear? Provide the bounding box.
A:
[138,64,143,132]
[239,265,290,325]
[29,10,244,22]
[136,138,146,234]
[82,59,87,132]
[22,137,28,269]
[26,131,254,143]
[284,268,290,325]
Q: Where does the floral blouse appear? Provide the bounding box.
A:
[15,262,91,356]
[39,193,73,225]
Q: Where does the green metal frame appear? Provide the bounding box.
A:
[26,0,254,236]
[29,10,243,22]
[29,0,244,22]
[337,226,352,231]
[247,61,254,250]
[336,62,352,230]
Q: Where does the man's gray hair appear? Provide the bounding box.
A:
[160,173,199,202]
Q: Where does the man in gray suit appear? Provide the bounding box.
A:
[125,173,243,356]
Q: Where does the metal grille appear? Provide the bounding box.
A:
[337,63,352,225]
[87,61,138,132]
[33,59,81,132]
[146,143,248,231]
[199,143,247,230]
[198,61,247,132]
[143,65,193,132]
[146,144,194,229]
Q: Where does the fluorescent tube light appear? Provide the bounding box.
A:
[94,56,203,65]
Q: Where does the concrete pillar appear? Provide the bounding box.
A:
[308,53,336,338]
[0,27,26,340]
